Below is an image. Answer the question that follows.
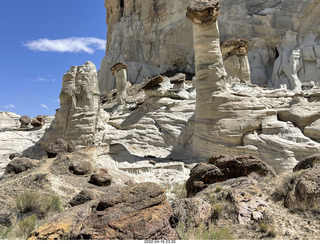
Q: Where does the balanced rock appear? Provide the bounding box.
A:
[31,115,45,127]
[5,157,39,175]
[19,115,31,128]
[221,37,251,84]
[110,62,128,104]
[99,0,320,92]
[186,155,276,197]
[169,73,186,89]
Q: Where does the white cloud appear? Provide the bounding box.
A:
[4,104,14,109]
[24,37,106,54]
[41,104,49,110]
[35,77,56,82]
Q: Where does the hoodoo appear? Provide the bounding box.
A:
[221,37,251,84]
[186,0,227,155]
[110,62,128,104]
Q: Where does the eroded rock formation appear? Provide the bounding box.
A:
[40,62,109,147]
[99,0,320,93]
[110,62,128,104]
[187,0,228,156]
[221,37,251,84]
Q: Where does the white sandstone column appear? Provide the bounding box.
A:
[110,62,128,104]
[187,0,227,155]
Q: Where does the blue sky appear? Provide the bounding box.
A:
[0,0,106,117]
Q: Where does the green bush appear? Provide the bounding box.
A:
[16,190,63,218]
[41,194,63,214]
[16,191,39,214]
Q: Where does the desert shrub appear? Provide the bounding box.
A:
[40,194,63,214]
[213,202,225,220]
[177,221,233,240]
[17,214,37,238]
[16,191,63,218]
[259,222,269,233]
[258,222,277,238]
[215,185,223,193]
[16,191,39,214]
[171,182,187,200]
[0,226,13,239]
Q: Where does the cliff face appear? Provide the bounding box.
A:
[98,0,319,94]
[99,0,194,94]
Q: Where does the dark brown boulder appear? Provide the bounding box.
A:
[69,160,92,175]
[5,157,39,175]
[69,190,98,207]
[89,168,112,187]
[186,155,276,197]
[293,154,320,172]
[46,139,68,158]
[29,183,178,240]
[31,115,46,127]
[46,138,76,158]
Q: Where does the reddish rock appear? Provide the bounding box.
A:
[29,183,178,240]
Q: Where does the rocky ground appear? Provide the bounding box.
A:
[1,142,320,240]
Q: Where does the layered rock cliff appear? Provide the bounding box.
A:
[98,0,320,94]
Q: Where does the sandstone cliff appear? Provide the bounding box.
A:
[98,0,320,94]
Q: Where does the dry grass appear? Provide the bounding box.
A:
[16,190,63,218]
[170,182,187,199]
[176,220,233,240]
